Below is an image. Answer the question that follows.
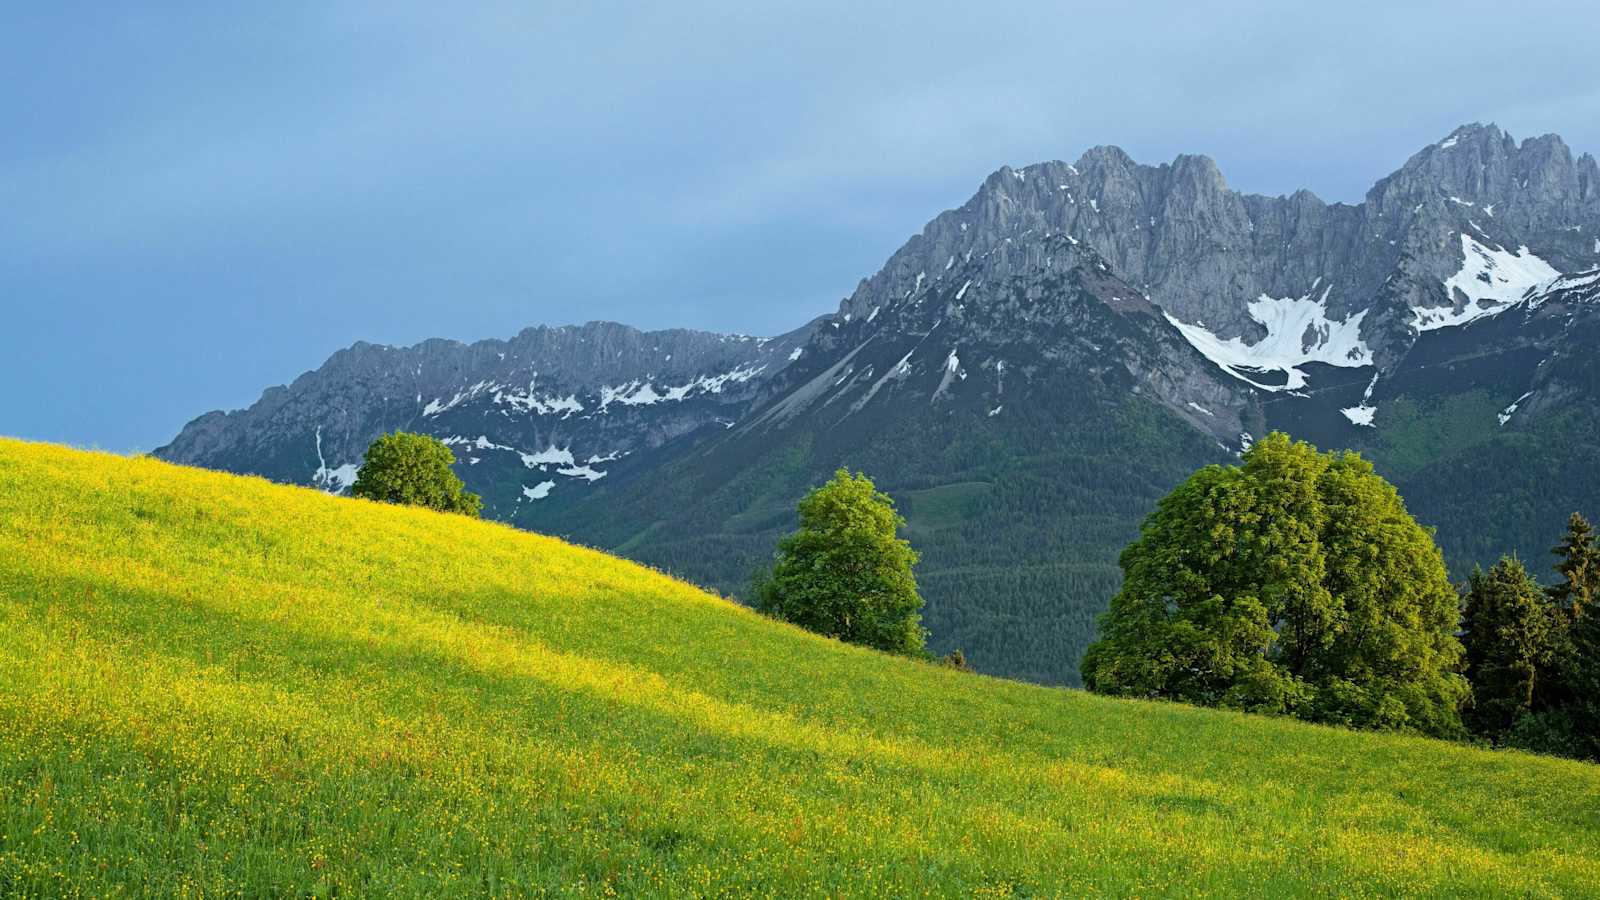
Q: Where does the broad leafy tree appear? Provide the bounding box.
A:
[754,469,926,656]
[351,431,482,517]
[1081,432,1467,737]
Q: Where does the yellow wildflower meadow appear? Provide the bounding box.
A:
[0,438,1596,897]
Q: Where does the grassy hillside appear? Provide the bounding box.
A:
[1,440,1598,897]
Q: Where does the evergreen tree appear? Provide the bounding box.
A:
[351,432,482,517]
[754,469,926,656]
[1081,433,1468,737]
[1510,513,1600,758]
[1460,557,1553,740]
[1548,512,1599,621]
[1549,513,1600,759]
[1569,586,1600,760]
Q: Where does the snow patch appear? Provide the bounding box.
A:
[443,435,512,452]
[1186,402,1215,417]
[1165,287,1372,391]
[1499,391,1533,426]
[558,465,607,482]
[600,381,664,408]
[599,363,767,411]
[1415,235,1560,331]
[523,481,555,500]
[310,426,360,493]
[493,383,583,418]
[520,446,575,469]
[1341,405,1377,427]
[422,380,495,417]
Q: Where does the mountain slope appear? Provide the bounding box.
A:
[2,439,1598,896]
[544,238,1250,683]
[154,123,1600,686]
[543,127,1600,685]
[156,320,814,517]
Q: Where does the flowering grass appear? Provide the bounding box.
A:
[1,438,1597,897]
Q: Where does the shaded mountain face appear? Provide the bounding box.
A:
[156,321,813,517]
[158,124,1600,685]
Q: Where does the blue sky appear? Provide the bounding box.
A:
[5,1,1599,451]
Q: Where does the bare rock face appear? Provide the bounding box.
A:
[836,123,1600,380]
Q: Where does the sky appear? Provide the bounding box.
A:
[5,1,1599,452]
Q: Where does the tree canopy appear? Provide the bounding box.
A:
[754,469,926,656]
[1081,432,1467,737]
[1549,512,1599,621]
[351,432,482,517]
[1460,557,1552,739]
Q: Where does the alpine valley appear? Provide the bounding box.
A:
[157,123,1600,686]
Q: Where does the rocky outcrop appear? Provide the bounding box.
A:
[834,124,1600,380]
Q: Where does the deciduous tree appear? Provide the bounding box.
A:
[1081,433,1467,737]
[351,432,482,517]
[754,469,926,656]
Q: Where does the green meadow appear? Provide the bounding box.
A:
[1,438,1597,897]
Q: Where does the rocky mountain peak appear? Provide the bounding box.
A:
[1372,125,1594,232]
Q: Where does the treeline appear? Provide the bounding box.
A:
[1460,514,1600,760]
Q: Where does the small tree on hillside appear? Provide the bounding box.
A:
[1460,557,1553,740]
[754,469,926,656]
[351,432,482,517]
[1080,432,1468,737]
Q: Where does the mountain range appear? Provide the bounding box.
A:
[157,123,1600,685]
